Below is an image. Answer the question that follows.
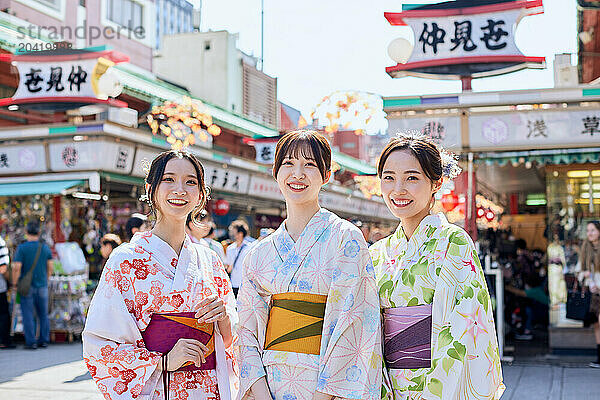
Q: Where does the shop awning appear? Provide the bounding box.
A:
[476,147,600,166]
[333,151,377,175]
[0,180,84,196]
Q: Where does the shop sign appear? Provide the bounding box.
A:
[13,60,97,99]
[0,144,46,175]
[469,108,600,150]
[387,115,461,150]
[0,48,129,107]
[254,142,277,164]
[385,1,544,78]
[49,141,135,173]
[320,191,357,215]
[248,175,283,200]
[204,165,250,194]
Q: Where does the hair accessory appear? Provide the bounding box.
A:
[141,158,151,177]
[440,150,462,180]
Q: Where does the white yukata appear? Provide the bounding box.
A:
[370,213,504,400]
[83,231,239,400]
[236,208,382,400]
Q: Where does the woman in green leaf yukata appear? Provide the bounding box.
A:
[370,134,505,400]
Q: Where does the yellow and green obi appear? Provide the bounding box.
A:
[264,292,327,355]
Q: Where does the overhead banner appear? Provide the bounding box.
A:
[469,108,600,150]
[385,1,545,78]
[0,48,128,107]
[387,115,461,150]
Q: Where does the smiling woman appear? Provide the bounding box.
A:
[371,134,504,400]
[236,130,383,400]
[83,150,239,400]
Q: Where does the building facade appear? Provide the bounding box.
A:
[155,0,194,49]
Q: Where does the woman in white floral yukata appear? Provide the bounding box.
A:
[236,130,382,400]
[83,150,238,400]
[370,134,505,400]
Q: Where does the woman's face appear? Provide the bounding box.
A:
[150,158,202,223]
[380,150,441,220]
[587,223,600,243]
[275,148,330,207]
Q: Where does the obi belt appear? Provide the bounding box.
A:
[383,304,432,370]
[142,312,216,371]
[264,292,327,355]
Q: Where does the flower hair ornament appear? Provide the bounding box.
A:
[440,149,462,180]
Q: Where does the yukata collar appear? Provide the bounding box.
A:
[393,213,447,245]
[130,231,192,267]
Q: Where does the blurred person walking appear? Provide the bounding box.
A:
[581,221,600,368]
[225,220,252,297]
[186,213,226,261]
[11,221,53,350]
[125,213,148,241]
[0,234,13,349]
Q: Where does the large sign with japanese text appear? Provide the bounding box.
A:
[0,144,47,175]
[469,109,600,150]
[385,1,545,78]
[13,60,97,99]
[0,48,128,107]
[386,115,461,150]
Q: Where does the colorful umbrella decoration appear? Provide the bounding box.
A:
[302,91,386,135]
[147,96,221,151]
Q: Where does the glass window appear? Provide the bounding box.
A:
[107,0,144,31]
[34,0,61,10]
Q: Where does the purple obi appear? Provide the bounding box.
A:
[383,304,432,370]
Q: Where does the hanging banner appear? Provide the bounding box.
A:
[469,108,600,150]
[387,115,461,150]
[385,1,545,79]
[254,142,277,164]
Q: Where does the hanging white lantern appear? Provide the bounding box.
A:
[387,37,413,64]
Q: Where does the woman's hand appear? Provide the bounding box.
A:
[312,392,334,400]
[165,338,209,371]
[195,295,227,323]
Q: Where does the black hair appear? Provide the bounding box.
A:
[26,221,40,235]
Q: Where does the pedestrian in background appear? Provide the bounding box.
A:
[0,234,13,349]
[186,212,226,261]
[580,221,600,368]
[225,219,252,297]
[125,213,148,242]
[11,221,53,350]
[100,233,122,264]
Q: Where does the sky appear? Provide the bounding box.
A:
[192,0,578,120]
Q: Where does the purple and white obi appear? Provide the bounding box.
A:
[382,304,432,370]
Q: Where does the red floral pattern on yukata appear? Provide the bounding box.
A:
[84,236,237,400]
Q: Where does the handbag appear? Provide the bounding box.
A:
[566,280,591,321]
[16,241,43,298]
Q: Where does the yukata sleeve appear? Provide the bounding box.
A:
[423,229,505,400]
[236,249,270,399]
[317,228,382,400]
[82,253,162,399]
[212,253,239,330]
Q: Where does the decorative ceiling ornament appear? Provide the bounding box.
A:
[309,91,386,135]
[146,96,221,151]
[353,175,381,199]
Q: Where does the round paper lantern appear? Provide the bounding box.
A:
[441,191,459,212]
[387,37,413,64]
[477,207,485,218]
[214,199,230,216]
[485,210,496,222]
